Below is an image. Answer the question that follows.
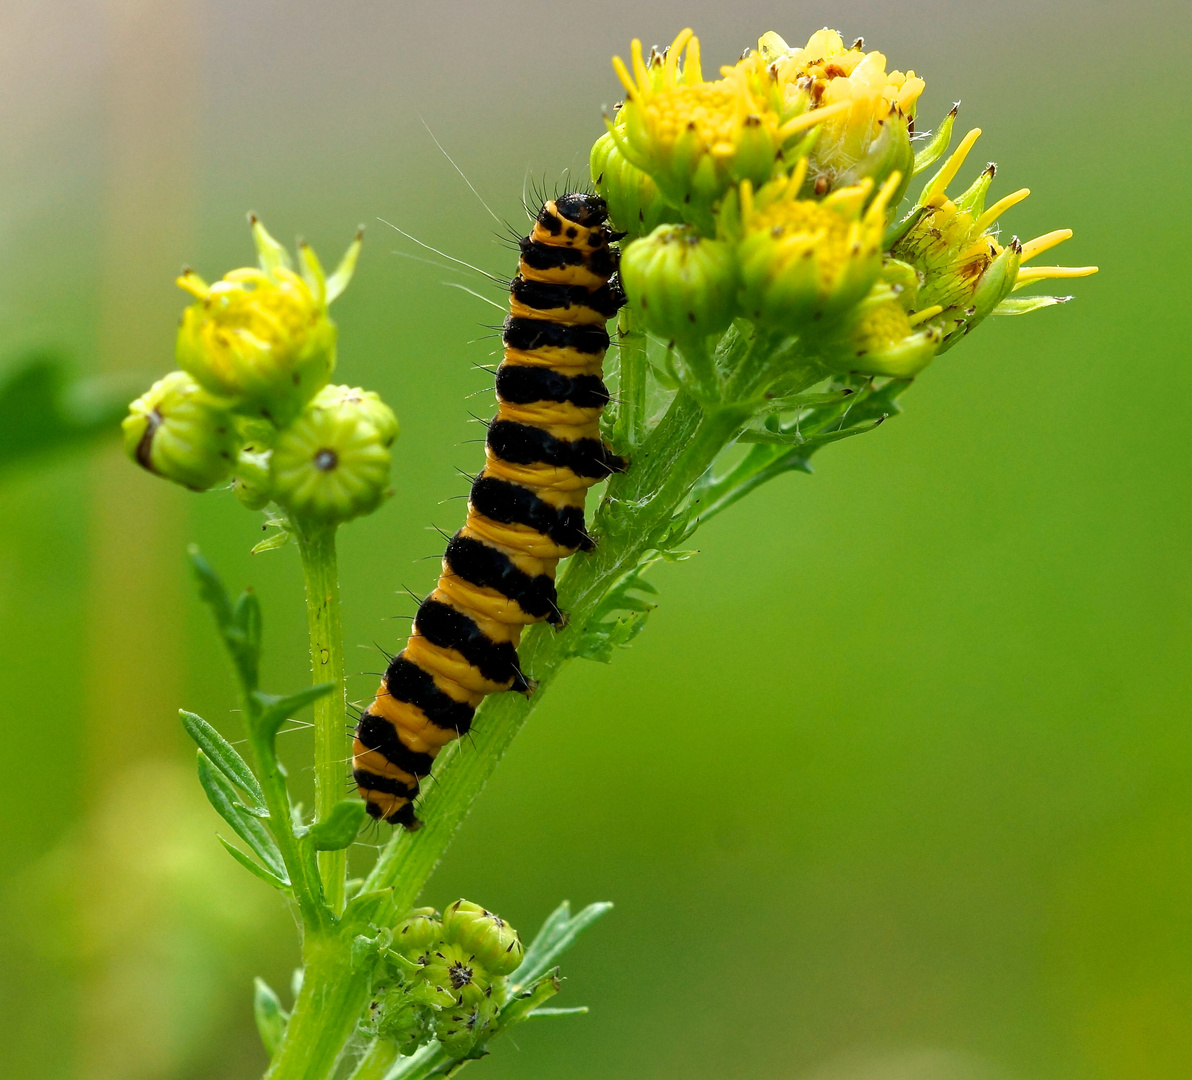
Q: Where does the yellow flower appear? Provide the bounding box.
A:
[729,158,901,333]
[890,128,1097,348]
[175,217,361,425]
[608,28,845,228]
[753,29,924,196]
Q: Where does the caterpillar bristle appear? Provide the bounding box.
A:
[353,191,624,828]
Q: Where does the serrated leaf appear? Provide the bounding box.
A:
[513,900,613,988]
[197,751,287,880]
[569,567,658,664]
[309,799,367,851]
[251,530,291,555]
[180,710,264,809]
[253,976,289,1057]
[219,836,289,890]
[251,683,333,739]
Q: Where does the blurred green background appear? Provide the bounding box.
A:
[0,1,1187,1077]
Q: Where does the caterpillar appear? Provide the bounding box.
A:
[352,192,626,828]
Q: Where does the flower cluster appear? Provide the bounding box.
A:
[123,218,398,526]
[361,900,525,1060]
[596,27,1097,386]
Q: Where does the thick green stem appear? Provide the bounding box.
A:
[346,1037,402,1080]
[295,523,349,915]
[364,389,756,903]
[613,306,649,452]
[263,933,372,1080]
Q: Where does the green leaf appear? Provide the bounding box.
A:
[251,684,334,739]
[341,887,395,932]
[251,529,291,554]
[309,800,367,851]
[196,750,288,882]
[218,836,289,890]
[569,567,658,664]
[0,354,131,473]
[253,976,289,1058]
[513,901,613,989]
[180,710,264,809]
[189,547,260,691]
[526,1006,589,1018]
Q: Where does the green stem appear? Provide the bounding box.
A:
[614,306,649,453]
[364,388,756,903]
[295,523,349,915]
[346,1037,402,1080]
[263,932,372,1080]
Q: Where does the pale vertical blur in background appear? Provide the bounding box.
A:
[0,1,1188,1078]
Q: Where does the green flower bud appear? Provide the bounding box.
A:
[270,395,392,525]
[620,225,738,352]
[392,908,441,964]
[591,129,682,239]
[123,371,240,491]
[232,448,272,510]
[730,161,899,335]
[414,942,489,1009]
[311,384,399,447]
[820,291,942,378]
[175,217,361,426]
[362,984,433,1056]
[441,900,523,977]
[433,982,500,1060]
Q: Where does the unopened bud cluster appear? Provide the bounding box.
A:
[361,900,524,1060]
[123,217,398,526]
[596,26,1096,385]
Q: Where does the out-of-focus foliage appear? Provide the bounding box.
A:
[0,354,129,473]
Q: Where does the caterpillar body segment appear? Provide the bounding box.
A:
[353,193,625,827]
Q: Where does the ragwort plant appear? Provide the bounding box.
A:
[122,24,1096,1080]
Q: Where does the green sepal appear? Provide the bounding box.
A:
[189,546,260,691]
[218,836,290,890]
[251,529,292,555]
[911,106,957,177]
[512,900,613,989]
[196,750,288,881]
[494,970,560,1029]
[253,976,290,1058]
[250,683,333,740]
[309,799,367,851]
[180,709,264,810]
[993,295,1070,315]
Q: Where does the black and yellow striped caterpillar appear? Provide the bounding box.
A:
[352,193,626,827]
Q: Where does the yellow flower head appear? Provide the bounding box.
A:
[890,128,1097,348]
[609,29,845,229]
[752,29,924,196]
[175,217,361,425]
[730,158,901,333]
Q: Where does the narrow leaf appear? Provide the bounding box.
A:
[219,837,290,890]
[526,1006,589,1018]
[513,901,613,988]
[189,545,234,630]
[189,547,261,690]
[993,294,1070,316]
[253,976,290,1057]
[309,799,367,851]
[252,684,334,739]
[197,751,287,879]
[251,530,291,555]
[180,710,264,808]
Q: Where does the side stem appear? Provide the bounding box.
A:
[295,522,349,915]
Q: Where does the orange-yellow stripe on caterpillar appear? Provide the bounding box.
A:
[352,194,625,827]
